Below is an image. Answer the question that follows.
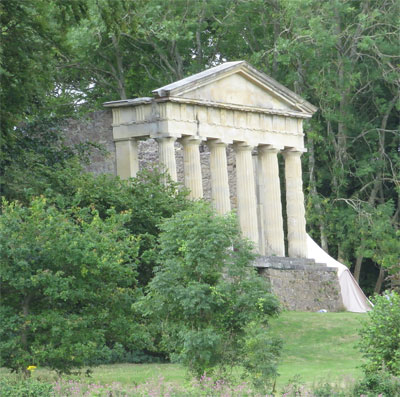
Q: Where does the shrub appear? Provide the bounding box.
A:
[0,378,53,397]
[358,291,400,376]
[352,370,400,397]
[140,202,281,383]
[241,321,282,393]
[85,344,167,365]
[0,197,145,375]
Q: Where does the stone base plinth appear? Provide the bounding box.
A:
[255,257,344,312]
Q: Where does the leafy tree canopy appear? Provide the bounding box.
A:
[140,202,281,387]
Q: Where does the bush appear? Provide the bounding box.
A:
[140,202,281,384]
[359,291,400,376]
[241,321,282,393]
[85,344,167,365]
[0,197,145,374]
[0,378,53,397]
[352,371,400,397]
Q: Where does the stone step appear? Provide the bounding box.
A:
[254,256,334,271]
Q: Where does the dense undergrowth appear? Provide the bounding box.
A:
[1,371,400,397]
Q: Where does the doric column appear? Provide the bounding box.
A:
[157,137,177,181]
[207,140,231,214]
[180,136,203,199]
[258,146,285,256]
[283,149,307,258]
[234,142,259,248]
[115,138,139,179]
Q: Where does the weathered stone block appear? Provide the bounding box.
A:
[256,257,344,312]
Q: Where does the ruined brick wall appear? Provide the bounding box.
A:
[62,110,116,175]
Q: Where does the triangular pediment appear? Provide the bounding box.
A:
[181,72,296,111]
[153,61,317,116]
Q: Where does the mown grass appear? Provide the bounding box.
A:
[269,311,366,389]
[0,311,367,392]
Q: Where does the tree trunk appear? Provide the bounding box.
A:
[337,244,346,264]
[353,248,364,283]
[21,295,31,378]
[320,225,328,252]
[271,0,280,78]
[195,1,205,67]
[307,134,329,253]
[374,267,385,294]
[112,35,127,100]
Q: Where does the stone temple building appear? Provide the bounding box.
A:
[104,61,316,259]
[67,61,371,312]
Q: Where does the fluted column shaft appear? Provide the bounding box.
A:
[208,140,231,214]
[234,142,259,248]
[115,138,139,179]
[258,146,285,256]
[157,137,177,181]
[283,149,307,258]
[181,136,203,199]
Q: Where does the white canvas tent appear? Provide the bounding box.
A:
[307,235,372,313]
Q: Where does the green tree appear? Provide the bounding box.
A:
[0,116,100,205]
[272,0,399,290]
[0,0,88,133]
[359,291,400,376]
[140,202,281,384]
[48,165,190,286]
[0,197,145,375]
[0,112,190,288]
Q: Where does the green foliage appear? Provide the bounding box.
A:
[0,0,87,136]
[280,374,400,397]
[361,201,400,272]
[0,378,53,397]
[2,119,190,285]
[140,202,280,381]
[0,196,145,374]
[352,371,400,397]
[0,116,100,204]
[45,165,190,286]
[359,291,400,376]
[241,321,282,393]
[85,344,166,366]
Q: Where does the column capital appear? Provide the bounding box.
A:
[258,145,283,154]
[233,141,254,152]
[156,136,177,143]
[207,139,231,148]
[179,135,204,145]
[282,147,307,157]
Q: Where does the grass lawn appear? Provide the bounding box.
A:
[269,311,366,389]
[0,311,367,392]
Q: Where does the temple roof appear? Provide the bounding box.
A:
[105,61,317,117]
[152,61,317,115]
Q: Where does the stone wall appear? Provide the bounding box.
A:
[62,110,116,175]
[256,257,344,312]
